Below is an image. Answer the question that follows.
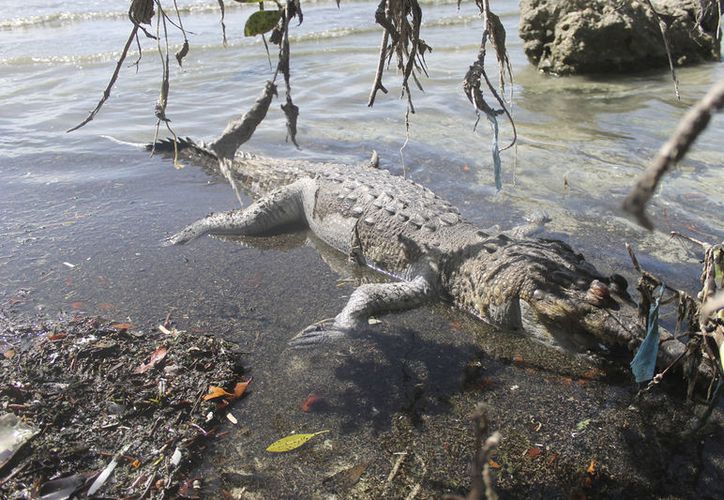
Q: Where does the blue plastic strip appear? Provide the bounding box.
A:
[630,285,665,383]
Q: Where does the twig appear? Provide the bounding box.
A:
[643,0,680,100]
[381,451,408,495]
[466,404,499,500]
[216,0,227,46]
[622,78,724,229]
[0,461,30,488]
[66,25,139,132]
[368,29,390,106]
[670,231,711,251]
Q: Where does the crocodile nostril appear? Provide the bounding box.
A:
[585,279,610,306]
[609,273,629,294]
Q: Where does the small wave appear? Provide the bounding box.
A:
[0,2,243,30]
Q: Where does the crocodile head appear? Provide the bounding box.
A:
[518,271,642,353]
[456,238,644,352]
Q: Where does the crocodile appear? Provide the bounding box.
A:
[161,138,704,380]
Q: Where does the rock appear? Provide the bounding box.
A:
[519,0,721,75]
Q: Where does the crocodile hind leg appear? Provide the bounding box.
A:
[289,275,434,347]
[165,178,313,245]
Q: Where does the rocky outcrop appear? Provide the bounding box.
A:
[519,0,721,75]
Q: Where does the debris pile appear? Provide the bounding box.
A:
[0,315,246,498]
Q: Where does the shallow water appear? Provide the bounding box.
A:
[0,1,723,494]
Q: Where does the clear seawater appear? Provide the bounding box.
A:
[0,0,722,328]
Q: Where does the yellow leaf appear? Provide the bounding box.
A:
[203,385,234,401]
[266,430,329,453]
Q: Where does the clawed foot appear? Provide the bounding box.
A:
[289,318,349,348]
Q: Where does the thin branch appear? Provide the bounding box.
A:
[643,0,680,100]
[368,30,390,106]
[622,78,724,229]
[66,26,139,133]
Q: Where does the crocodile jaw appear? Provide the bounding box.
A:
[521,287,642,353]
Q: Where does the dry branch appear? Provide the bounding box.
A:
[66,26,139,133]
[622,78,724,230]
[208,81,278,161]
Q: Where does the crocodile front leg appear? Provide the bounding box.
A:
[165,178,313,245]
[289,275,434,347]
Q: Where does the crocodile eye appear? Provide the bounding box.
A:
[533,289,546,301]
[585,280,610,306]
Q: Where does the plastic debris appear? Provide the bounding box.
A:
[0,413,39,470]
[630,285,665,383]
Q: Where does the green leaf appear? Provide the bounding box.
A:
[244,10,282,37]
[576,418,591,431]
[266,430,329,452]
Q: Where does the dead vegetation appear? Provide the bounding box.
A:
[0,314,248,498]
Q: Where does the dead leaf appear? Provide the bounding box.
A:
[134,346,168,374]
[301,393,320,412]
[547,452,559,465]
[70,302,83,310]
[111,322,133,331]
[322,461,369,489]
[526,447,542,458]
[203,385,234,401]
[4,349,16,359]
[488,459,501,469]
[48,333,67,341]
[582,368,605,380]
[233,378,252,399]
[131,459,141,469]
[513,354,524,365]
[587,459,597,475]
